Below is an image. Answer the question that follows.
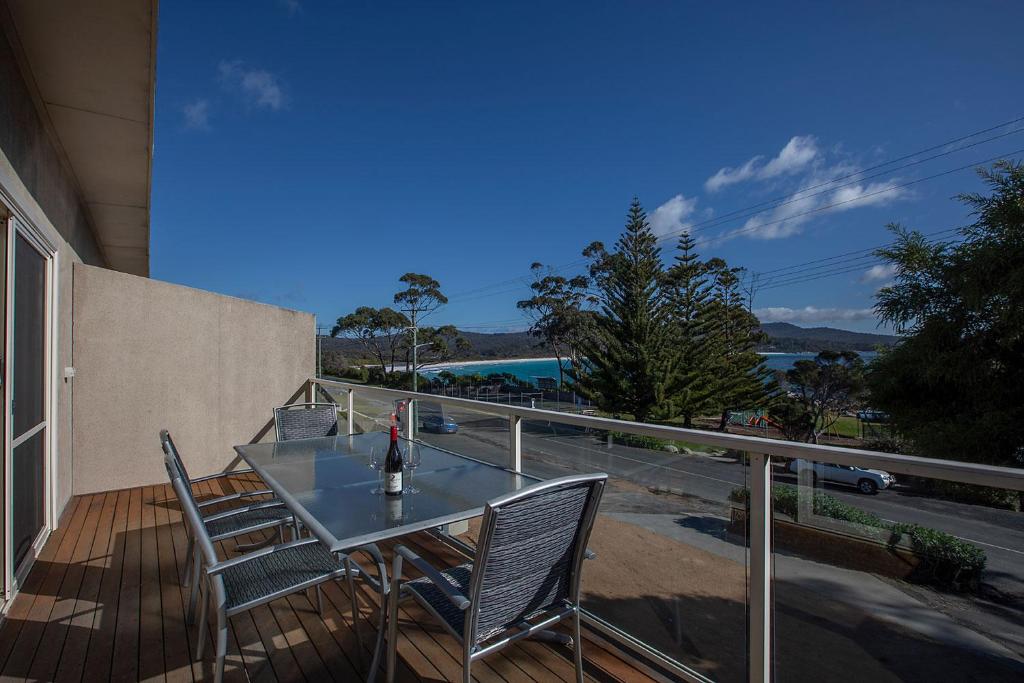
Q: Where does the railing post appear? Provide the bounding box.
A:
[749,451,772,683]
[306,379,315,403]
[508,414,521,472]
[346,388,355,436]
[406,400,415,441]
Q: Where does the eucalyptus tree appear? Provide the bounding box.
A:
[517,262,595,387]
[786,350,866,443]
[330,306,410,376]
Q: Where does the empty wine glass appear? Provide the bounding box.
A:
[368,446,384,494]
[403,444,421,494]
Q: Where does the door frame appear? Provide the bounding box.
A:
[1,205,58,602]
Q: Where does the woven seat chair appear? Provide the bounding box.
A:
[274,402,339,441]
[384,473,607,683]
[166,460,366,683]
[160,431,294,620]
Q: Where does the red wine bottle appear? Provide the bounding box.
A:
[384,425,403,496]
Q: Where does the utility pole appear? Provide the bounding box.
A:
[315,323,327,378]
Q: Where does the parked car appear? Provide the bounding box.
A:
[421,414,459,434]
[787,459,894,494]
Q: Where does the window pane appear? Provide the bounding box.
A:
[12,429,45,569]
[13,234,46,438]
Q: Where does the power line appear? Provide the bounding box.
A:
[754,227,960,284]
[444,146,1022,308]
[443,116,1024,302]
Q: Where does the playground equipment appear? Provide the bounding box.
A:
[747,414,782,430]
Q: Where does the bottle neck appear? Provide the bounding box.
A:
[390,426,398,442]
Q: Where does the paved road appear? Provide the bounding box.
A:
[415,405,1024,598]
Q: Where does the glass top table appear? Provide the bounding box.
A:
[233,432,532,551]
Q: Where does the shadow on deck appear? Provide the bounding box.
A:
[0,475,658,682]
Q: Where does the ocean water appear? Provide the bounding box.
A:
[422,352,877,385]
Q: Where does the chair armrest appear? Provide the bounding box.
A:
[196,488,275,509]
[201,498,288,522]
[206,536,322,576]
[395,545,471,610]
[190,468,256,483]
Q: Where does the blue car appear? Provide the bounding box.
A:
[421,414,459,434]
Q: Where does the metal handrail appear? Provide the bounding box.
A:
[310,375,1024,683]
[312,377,1024,492]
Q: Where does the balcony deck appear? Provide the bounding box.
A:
[0,475,659,682]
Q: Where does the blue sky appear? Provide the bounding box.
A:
[151,1,1024,334]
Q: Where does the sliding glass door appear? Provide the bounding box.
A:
[9,229,48,573]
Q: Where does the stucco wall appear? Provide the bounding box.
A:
[71,264,314,494]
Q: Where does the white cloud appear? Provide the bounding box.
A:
[720,166,908,242]
[860,263,897,283]
[218,60,286,110]
[705,135,818,192]
[182,99,210,130]
[705,158,761,193]
[830,180,908,209]
[650,194,699,238]
[760,136,819,179]
[754,306,876,324]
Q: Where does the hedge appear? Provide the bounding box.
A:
[730,485,986,591]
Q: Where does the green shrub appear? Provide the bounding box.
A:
[607,431,666,450]
[730,484,986,591]
[338,365,369,382]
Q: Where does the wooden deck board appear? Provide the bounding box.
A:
[0,483,659,683]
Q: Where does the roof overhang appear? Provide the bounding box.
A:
[3,0,156,276]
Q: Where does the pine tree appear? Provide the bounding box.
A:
[573,198,671,423]
[705,260,776,430]
[664,232,716,427]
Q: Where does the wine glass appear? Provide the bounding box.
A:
[368,446,384,494]
[403,444,421,494]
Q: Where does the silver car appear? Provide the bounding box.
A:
[787,459,895,495]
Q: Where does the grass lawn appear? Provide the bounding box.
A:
[824,415,861,439]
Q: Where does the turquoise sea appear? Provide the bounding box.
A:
[422,352,877,385]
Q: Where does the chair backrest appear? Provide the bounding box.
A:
[465,473,607,645]
[274,403,339,441]
[160,429,192,482]
[165,454,221,571]
[160,430,201,509]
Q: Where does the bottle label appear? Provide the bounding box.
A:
[385,471,403,495]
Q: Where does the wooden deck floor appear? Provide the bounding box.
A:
[0,475,658,682]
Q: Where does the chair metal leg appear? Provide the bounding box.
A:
[215,607,228,683]
[573,608,584,683]
[196,580,210,659]
[385,586,401,683]
[366,547,390,681]
[344,557,365,665]
[315,585,324,616]
[463,659,472,683]
[182,536,195,586]
[187,549,202,624]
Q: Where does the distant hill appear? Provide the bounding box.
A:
[757,322,897,352]
[321,322,897,366]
